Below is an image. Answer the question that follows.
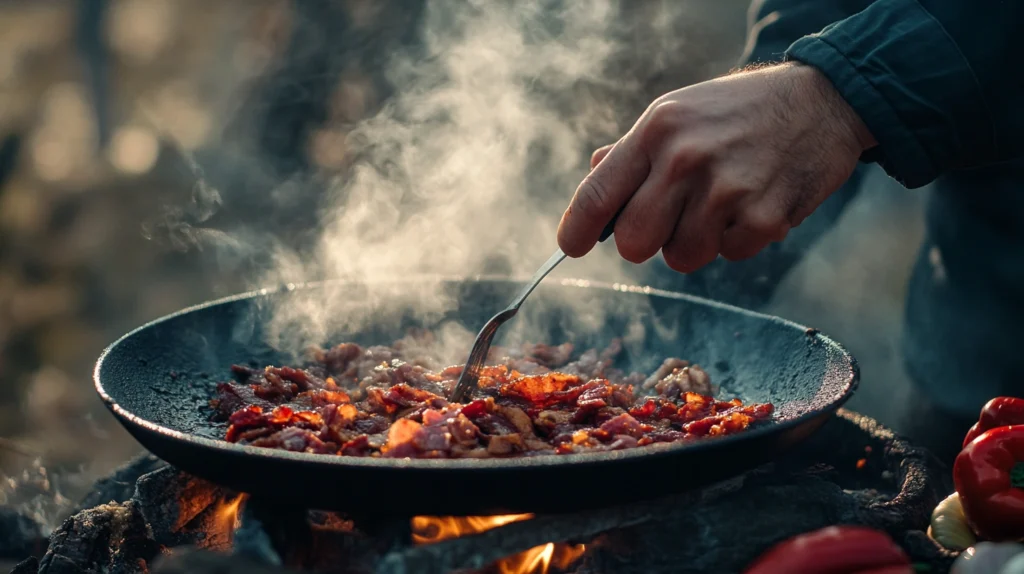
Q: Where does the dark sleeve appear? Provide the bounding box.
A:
[742,0,877,65]
[785,0,1024,188]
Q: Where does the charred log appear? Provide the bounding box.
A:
[238,501,379,574]
[10,557,38,574]
[152,547,298,574]
[37,501,160,574]
[18,409,958,574]
[77,455,167,511]
[133,467,232,549]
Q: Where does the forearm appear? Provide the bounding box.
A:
[717,0,878,308]
[786,0,1024,187]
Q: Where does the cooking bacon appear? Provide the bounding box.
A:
[209,335,774,458]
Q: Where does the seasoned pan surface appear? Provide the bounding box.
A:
[94,278,858,516]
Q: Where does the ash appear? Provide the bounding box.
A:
[2,411,959,574]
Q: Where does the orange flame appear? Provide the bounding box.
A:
[412,514,586,574]
[215,494,247,534]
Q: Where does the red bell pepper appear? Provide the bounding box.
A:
[743,525,913,574]
[964,397,1024,447]
[954,425,1024,542]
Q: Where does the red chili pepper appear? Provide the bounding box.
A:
[953,424,1024,541]
[743,526,913,574]
[964,397,1024,447]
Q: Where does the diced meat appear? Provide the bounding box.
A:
[340,435,372,456]
[522,342,574,368]
[492,404,534,436]
[650,364,713,398]
[487,433,525,455]
[249,427,335,454]
[212,330,774,459]
[643,358,690,389]
[598,413,652,439]
[212,382,272,420]
[321,403,360,444]
[313,342,362,374]
[473,413,520,436]
[448,413,481,447]
[381,418,423,458]
[353,415,389,435]
[609,435,639,449]
[498,373,581,405]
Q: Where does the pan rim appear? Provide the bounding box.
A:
[93,275,860,471]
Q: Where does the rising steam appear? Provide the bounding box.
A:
[258,0,647,353]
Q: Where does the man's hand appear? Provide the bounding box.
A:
[557,62,876,272]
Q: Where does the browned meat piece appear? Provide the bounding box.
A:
[321,403,360,444]
[487,433,525,455]
[651,365,713,398]
[211,381,272,419]
[446,413,482,447]
[492,403,534,435]
[213,330,774,459]
[250,427,335,454]
[522,342,574,368]
[642,358,690,389]
[380,418,422,458]
[598,413,651,439]
[340,435,372,456]
[497,373,587,409]
[561,339,623,379]
[313,342,362,374]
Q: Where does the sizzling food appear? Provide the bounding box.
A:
[210,330,774,458]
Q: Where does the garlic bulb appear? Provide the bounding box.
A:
[929,492,977,551]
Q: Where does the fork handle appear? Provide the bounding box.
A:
[598,205,626,242]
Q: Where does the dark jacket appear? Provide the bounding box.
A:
[756,0,1024,417]
[642,0,1024,420]
[749,0,1024,188]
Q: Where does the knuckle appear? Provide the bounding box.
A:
[742,211,790,242]
[705,184,747,211]
[648,99,680,123]
[641,99,684,144]
[573,177,614,221]
[590,144,613,168]
[665,142,706,179]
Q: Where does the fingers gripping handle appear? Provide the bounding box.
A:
[598,205,626,242]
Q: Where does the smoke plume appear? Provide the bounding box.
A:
[256,0,648,354]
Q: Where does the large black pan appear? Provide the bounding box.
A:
[94,278,858,517]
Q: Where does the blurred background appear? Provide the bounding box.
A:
[0,0,921,501]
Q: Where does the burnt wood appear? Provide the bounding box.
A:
[152,549,298,574]
[76,455,167,512]
[11,410,960,574]
[93,278,859,516]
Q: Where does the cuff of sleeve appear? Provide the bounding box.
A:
[784,0,989,189]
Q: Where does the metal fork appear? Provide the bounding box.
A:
[449,214,621,403]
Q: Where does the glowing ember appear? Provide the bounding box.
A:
[412,514,586,574]
[215,494,247,535]
[496,542,586,574]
